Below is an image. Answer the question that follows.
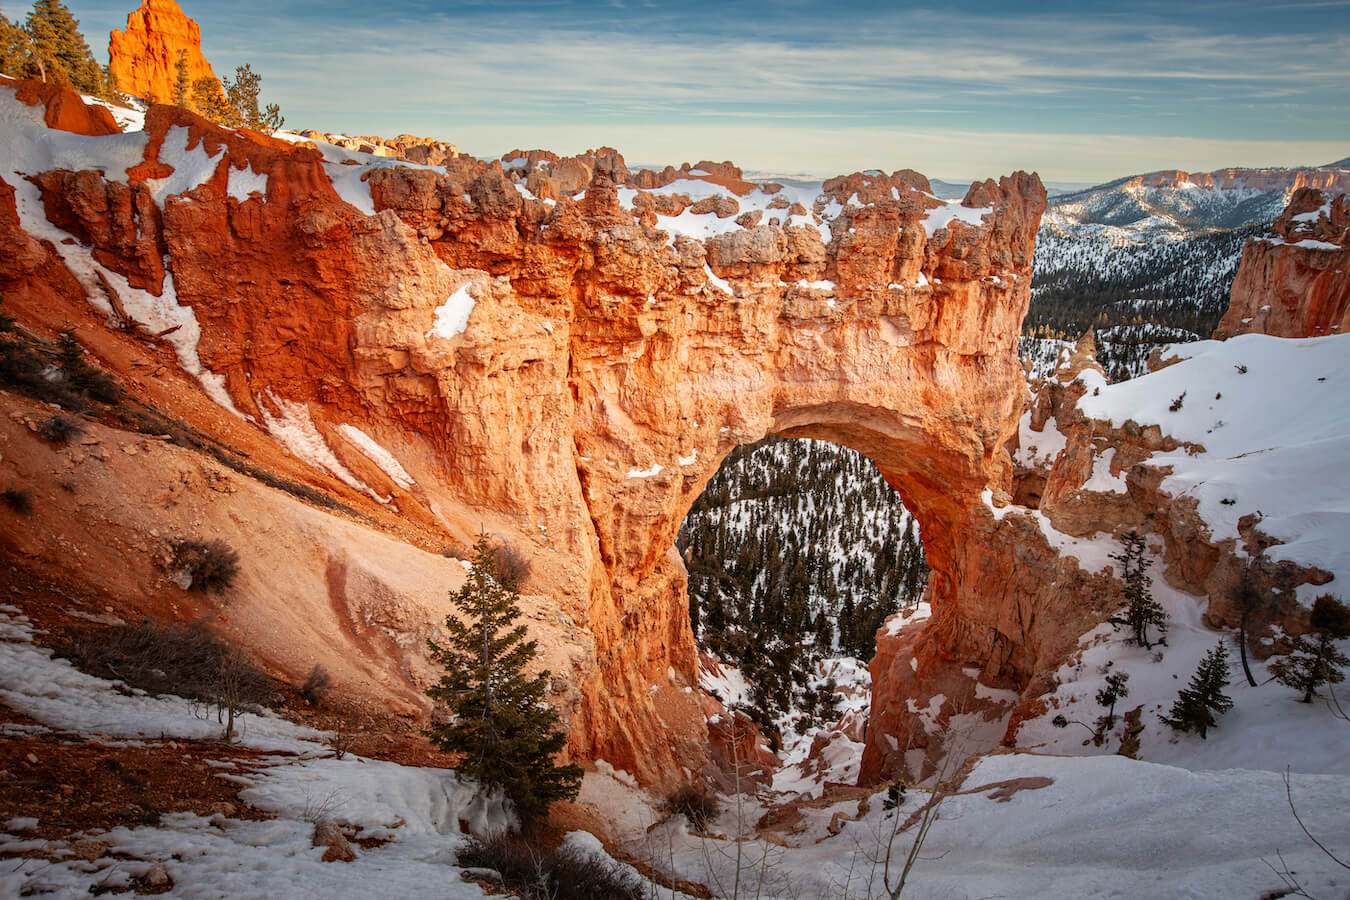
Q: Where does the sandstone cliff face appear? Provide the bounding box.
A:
[108,0,219,104]
[2,81,1050,786]
[1214,188,1350,340]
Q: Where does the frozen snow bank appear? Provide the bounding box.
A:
[1079,333,1350,603]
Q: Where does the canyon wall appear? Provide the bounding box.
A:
[2,80,1061,785]
[1215,188,1350,340]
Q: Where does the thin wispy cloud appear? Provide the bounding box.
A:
[35,1,1350,181]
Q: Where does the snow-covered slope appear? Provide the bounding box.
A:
[1008,333,1350,777]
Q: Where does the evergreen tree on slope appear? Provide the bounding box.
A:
[424,534,581,828]
[1161,642,1233,738]
[1108,530,1167,648]
[1270,595,1350,703]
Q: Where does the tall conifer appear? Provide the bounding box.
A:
[1161,643,1233,738]
[424,534,581,828]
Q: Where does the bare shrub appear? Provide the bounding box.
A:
[170,537,241,593]
[457,832,649,900]
[1,486,32,514]
[663,783,721,833]
[55,331,122,405]
[300,664,332,706]
[38,414,84,444]
[485,538,532,588]
[327,719,358,760]
[62,620,274,728]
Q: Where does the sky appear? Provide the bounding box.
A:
[10,0,1350,184]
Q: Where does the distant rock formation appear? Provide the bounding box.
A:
[1215,188,1350,339]
[108,0,219,104]
[294,131,462,167]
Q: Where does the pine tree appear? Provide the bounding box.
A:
[191,76,231,124]
[1108,530,1167,648]
[171,49,191,107]
[0,14,28,78]
[23,0,103,94]
[1270,595,1350,703]
[222,63,284,132]
[1094,670,1129,733]
[424,534,581,828]
[1161,643,1233,738]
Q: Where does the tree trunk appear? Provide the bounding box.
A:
[1238,610,1258,687]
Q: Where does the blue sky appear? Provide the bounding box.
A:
[13,0,1350,182]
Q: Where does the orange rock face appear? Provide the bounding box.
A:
[5,84,1052,786]
[1,75,120,136]
[108,0,219,104]
[1215,188,1350,340]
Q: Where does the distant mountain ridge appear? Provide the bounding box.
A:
[1047,162,1350,236]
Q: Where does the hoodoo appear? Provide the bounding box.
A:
[108,0,219,105]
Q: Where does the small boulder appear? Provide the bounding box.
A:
[313,819,356,863]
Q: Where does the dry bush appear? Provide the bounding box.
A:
[300,664,332,706]
[38,414,84,444]
[457,832,649,900]
[486,538,531,588]
[663,783,722,833]
[1,486,33,514]
[170,537,241,593]
[62,620,274,717]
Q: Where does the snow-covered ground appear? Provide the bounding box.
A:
[1008,333,1350,772]
[0,606,516,898]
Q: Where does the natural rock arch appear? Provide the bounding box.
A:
[4,90,1062,786]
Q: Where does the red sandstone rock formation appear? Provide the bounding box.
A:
[1,82,1049,786]
[1215,188,1350,339]
[108,0,219,104]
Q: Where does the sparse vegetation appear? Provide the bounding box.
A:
[1169,391,1186,412]
[37,413,83,444]
[456,831,650,900]
[1161,643,1233,738]
[55,331,121,404]
[663,783,721,833]
[61,619,274,738]
[1270,595,1350,703]
[1,485,33,513]
[169,537,241,593]
[300,663,332,706]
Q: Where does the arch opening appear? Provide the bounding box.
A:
[675,434,930,760]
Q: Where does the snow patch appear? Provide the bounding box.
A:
[336,425,416,490]
[426,283,476,340]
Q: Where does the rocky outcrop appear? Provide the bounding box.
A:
[294,130,462,166]
[1214,188,1350,339]
[108,0,220,104]
[2,81,1052,787]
